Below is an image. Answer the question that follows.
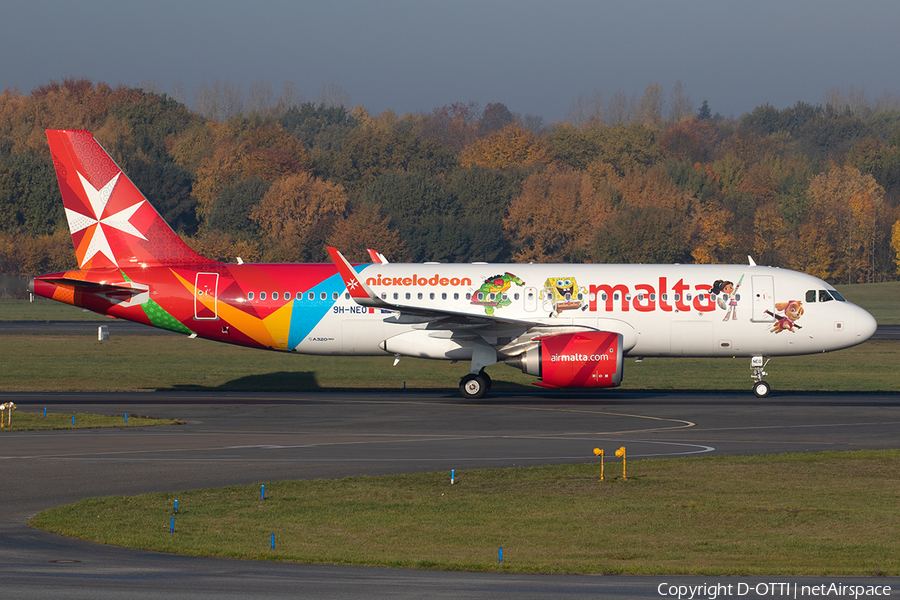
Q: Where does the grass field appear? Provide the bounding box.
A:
[0,334,897,393]
[29,449,900,576]
[0,411,183,431]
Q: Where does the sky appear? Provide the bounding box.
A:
[3,0,899,123]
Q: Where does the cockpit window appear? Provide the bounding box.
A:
[818,290,834,302]
[806,290,816,303]
[829,289,846,302]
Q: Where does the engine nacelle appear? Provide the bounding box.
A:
[506,331,624,389]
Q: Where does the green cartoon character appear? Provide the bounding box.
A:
[470,272,525,315]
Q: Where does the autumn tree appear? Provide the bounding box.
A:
[326,203,407,263]
[188,121,309,218]
[658,118,718,164]
[480,102,516,133]
[459,124,551,170]
[892,219,900,274]
[415,102,482,152]
[799,166,885,282]
[547,123,659,174]
[503,165,605,263]
[249,173,347,262]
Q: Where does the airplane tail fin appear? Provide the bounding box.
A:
[45,129,210,270]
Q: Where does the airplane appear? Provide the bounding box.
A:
[31,129,878,399]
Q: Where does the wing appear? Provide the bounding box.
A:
[327,247,540,330]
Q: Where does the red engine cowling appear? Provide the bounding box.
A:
[507,331,624,389]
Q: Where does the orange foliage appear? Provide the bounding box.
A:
[459,125,551,169]
[617,164,692,212]
[892,219,900,274]
[189,121,310,217]
[799,166,884,282]
[326,203,408,263]
[691,208,737,264]
[503,165,605,263]
[181,230,262,264]
[658,119,717,163]
[250,173,347,241]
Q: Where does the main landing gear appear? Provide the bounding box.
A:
[460,370,492,400]
[751,356,771,398]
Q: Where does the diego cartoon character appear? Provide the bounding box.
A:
[709,275,743,321]
[543,277,588,317]
[765,301,804,333]
[470,272,524,315]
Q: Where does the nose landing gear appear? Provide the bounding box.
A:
[751,356,770,398]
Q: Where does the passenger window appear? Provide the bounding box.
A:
[806,290,816,303]
[405,293,411,300]
[308,292,314,300]
[333,292,339,300]
[393,293,399,300]
[260,292,267,301]
[248,292,255,301]
[321,292,327,300]
[272,292,278,300]
[429,293,435,300]
[441,293,447,300]
[284,292,291,301]
[417,292,423,300]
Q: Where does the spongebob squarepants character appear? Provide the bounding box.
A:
[470,273,525,315]
[543,277,587,317]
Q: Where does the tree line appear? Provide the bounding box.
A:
[1,77,899,288]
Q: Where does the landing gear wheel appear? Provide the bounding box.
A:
[479,369,492,393]
[753,380,771,398]
[460,373,488,399]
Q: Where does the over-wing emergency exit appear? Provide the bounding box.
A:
[31,130,878,399]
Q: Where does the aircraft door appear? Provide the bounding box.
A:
[194,272,219,320]
[524,287,538,312]
[751,275,775,322]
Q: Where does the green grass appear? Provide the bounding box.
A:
[0,297,109,321]
[0,411,183,431]
[0,334,897,393]
[29,449,900,575]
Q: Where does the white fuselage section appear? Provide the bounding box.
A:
[294,263,877,361]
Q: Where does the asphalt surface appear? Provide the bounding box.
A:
[2,389,900,599]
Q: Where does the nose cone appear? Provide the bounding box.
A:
[854,305,878,343]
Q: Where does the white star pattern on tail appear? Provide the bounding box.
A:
[64,171,146,267]
[346,278,359,291]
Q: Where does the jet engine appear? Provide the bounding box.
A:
[505,331,624,388]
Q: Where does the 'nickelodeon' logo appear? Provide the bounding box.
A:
[366,274,473,287]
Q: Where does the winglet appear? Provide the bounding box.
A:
[327,247,383,305]
[367,248,389,264]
